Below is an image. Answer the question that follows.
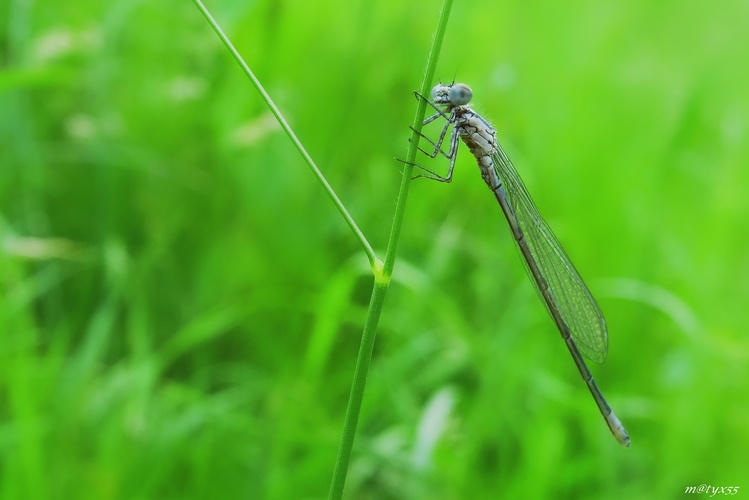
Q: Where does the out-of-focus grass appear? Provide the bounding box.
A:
[1,0,748,498]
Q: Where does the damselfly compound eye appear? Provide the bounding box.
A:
[448,84,473,105]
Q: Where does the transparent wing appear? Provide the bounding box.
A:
[491,145,608,363]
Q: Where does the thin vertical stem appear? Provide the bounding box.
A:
[382,0,454,280]
[327,1,454,498]
[192,0,456,495]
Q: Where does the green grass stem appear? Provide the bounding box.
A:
[192,0,378,271]
[193,0,454,496]
[328,0,454,497]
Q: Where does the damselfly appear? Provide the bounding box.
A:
[410,82,630,447]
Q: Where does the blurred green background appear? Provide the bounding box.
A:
[2,0,748,498]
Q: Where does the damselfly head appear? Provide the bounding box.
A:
[431,83,473,107]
